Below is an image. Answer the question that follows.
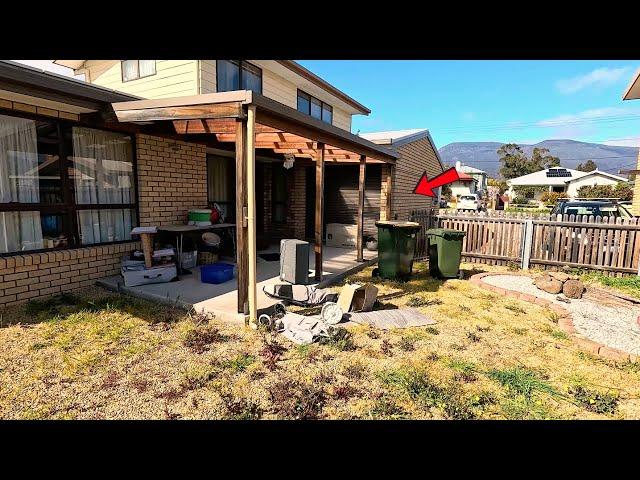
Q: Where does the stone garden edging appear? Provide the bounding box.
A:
[469,272,637,363]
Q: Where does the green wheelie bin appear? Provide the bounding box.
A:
[426,228,466,279]
[375,221,421,281]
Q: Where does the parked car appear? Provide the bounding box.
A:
[457,194,482,212]
[550,200,633,219]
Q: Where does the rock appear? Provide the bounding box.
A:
[533,274,551,286]
[563,279,584,299]
[549,271,570,282]
[536,277,563,294]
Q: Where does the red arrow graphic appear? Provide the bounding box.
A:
[413,167,460,198]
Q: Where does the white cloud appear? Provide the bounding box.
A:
[536,107,634,127]
[601,136,640,148]
[555,66,633,94]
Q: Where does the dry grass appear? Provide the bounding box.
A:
[1,262,639,420]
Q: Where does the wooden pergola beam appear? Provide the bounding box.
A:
[173,119,282,135]
[255,109,395,164]
[115,102,244,122]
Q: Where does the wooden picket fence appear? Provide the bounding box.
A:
[409,209,640,276]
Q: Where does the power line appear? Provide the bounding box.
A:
[434,112,640,134]
[450,154,639,164]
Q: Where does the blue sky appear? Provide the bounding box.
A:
[16,60,640,149]
[298,60,640,149]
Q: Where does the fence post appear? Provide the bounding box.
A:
[521,219,534,270]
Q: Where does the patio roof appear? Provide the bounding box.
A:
[111,90,396,325]
[110,90,398,164]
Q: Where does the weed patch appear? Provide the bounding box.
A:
[222,354,255,373]
[504,303,526,314]
[380,367,475,419]
[318,327,356,351]
[406,296,443,308]
[182,324,225,354]
[487,367,558,400]
[268,378,326,420]
[570,386,619,415]
[425,326,439,335]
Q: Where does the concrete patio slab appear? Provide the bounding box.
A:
[98,244,376,323]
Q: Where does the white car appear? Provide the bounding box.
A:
[457,194,482,212]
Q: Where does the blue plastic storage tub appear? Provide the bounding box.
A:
[200,263,234,284]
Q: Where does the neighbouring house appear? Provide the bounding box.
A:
[449,165,477,199]
[506,166,628,201]
[455,161,488,195]
[622,68,640,215]
[0,60,398,323]
[356,129,445,225]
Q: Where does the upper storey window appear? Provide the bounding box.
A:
[217,60,262,94]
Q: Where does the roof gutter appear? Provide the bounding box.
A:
[0,60,140,110]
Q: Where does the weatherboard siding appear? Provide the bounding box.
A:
[83,60,199,99]
[566,175,621,198]
[392,137,444,220]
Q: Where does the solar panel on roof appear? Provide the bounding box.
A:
[546,168,571,177]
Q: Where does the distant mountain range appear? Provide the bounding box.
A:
[439,139,638,178]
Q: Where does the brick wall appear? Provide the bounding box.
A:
[291,164,307,239]
[263,162,307,240]
[0,243,139,308]
[0,102,208,307]
[136,134,208,226]
[380,164,392,221]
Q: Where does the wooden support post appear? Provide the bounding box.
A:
[315,142,325,281]
[357,155,366,262]
[235,116,248,315]
[246,105,258,328]
[521,219,534,270]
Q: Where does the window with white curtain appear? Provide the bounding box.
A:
[1,115,44,253]
[121,60,156,82]
[71,127,136,245]
[0,111,137,255]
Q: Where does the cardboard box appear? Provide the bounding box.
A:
[326,223,358,248]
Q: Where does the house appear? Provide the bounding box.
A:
[456,161,488,194]
[506,167,628,201]
[622,68,640,216]
[448,163,478,198]
[0,60,398,325]
[357,129,445,224]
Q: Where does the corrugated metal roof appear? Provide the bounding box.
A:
[359,129,426,143]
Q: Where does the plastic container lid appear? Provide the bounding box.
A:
[426,228,466,239]
[375,221,421,229]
